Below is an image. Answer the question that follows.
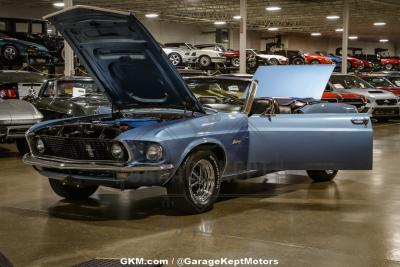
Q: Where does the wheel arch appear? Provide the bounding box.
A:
[165,140,227,184]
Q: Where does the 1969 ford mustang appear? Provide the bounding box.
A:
[23,6,373,214]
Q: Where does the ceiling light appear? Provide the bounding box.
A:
[349,36,358,40]
[233,15,241,20]
[335,28,344,32]
[373,22,386,26]
[326,15,340,20]
[268,27,279,31]
[380,39,389,43]
[53,2,64,7]
[145,13,159,18]
[214,21,226,25]
[311,32,321,36]
[266,6,281,11]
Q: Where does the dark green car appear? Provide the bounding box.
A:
[24,77,110,120]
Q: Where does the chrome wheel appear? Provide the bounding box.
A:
[168,53,181,66]
[385,63,393,70]
[3,46,17,61]
[199,56,211,67]
[310,60,320,64]
[231,57,240,67]
[189,159,216,206]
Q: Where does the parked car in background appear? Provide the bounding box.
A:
[0,70,46,98]
[246,49,289,71]
[177,68,208,78]
[195,44,240,67]
[304,53,333,65]
[374,71,400,87]
[0,33,51,64]
[24,6,373,214]
[164,42,226,68]
[322,86,367,111]
[323,53,364,71]
[160,43,196,67]
[328,74,400,121]
[271,50,305,65]
[0,17,64,61]
[0,97,42,154]
[358,74,400,96]
[24,77,110,120]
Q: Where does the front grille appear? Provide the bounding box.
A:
[35,135,128,162]
[373,107,400,116]
[376,99,397,106]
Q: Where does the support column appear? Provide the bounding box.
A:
[64,0,74,76]
[239,0,247,74]
[341,0,349,74]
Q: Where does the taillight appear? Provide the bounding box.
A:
[0,84,18,99]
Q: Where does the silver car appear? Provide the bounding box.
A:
[329,74,400,121]
[0,98,43,154]
[160,44,196,66]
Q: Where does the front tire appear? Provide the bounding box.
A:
[167,150,222,214]
[2,45,19,62]
[384,63,394,71]
[231,57,240,67]
[168,52,182,66]
[16,139,30,155]
[310,59,320,64]
[307,170,338,182]
[48,178,98,200]
[292,57,305,65]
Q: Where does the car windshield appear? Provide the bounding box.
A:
[362,77,394,88]
[56,80,103,98]
[330,75,373,89]
[387,76,400,87]
[185,78,250,112]
[0,72,46,83]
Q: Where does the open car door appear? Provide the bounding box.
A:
[247,66,373,170]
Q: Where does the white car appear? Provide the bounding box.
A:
[164,42,226,68]
[0,70,46,98]
[246,49,289,69]
[160,44,196,66]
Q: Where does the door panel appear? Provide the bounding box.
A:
[248,113,372,170]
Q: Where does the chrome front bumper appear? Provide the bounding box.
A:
[0,125,32,140]
[23,153,174,173]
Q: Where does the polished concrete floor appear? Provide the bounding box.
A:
[1,122,400,267]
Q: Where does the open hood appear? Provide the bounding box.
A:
[45,6,204,113]
[253,65,335,99]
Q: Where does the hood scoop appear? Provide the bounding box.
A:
[368,90,384,94]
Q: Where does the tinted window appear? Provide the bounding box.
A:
[31,23,43,34]
[330,75,373,89]
[15,22,28,33]
[363,77,394,88]
[42,81,55,97]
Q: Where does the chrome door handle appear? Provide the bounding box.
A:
[351,118,369,126]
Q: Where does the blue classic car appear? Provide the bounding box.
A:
[22,6,373,214]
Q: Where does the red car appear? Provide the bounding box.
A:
[304,53,333,65]
[380,58,400,71]
[347,56,364,69]
[195,44,240,67]
[361,60,373,71]
[358,74,400,96]
[322,90,367,111]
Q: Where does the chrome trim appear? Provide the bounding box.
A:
[23,153,174,173]
[243,80,259,115]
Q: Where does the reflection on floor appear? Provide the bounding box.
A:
[1,121,400,267]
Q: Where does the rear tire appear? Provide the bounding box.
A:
[16,139,30,156]
[48,178,98,200]
[269,58,279,65]
[385,63,394,71]
[310,59,320,64]
[292,57,305,65]
[2,45,19,62]
[198,55,212,68]
[231,57,240,67]
[167,150,222,214]
[307,170,338,182]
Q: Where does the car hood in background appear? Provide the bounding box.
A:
[341,88,398,99]
[0,99,43,125]
[10,38,49,52]
[45,6,204,113]
[253,65,335,99]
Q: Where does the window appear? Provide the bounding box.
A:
[32,23,43,34]
[42,81,55,97]
[15,22,28,33]
[0,21,5,31]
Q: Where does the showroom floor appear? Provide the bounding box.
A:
[0,122,400,267]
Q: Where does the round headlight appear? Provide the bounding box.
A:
[0,90,5,99]
[146,144,163,161]
[111,143,124,159]
[36,138,45,154]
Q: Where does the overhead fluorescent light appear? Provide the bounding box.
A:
[311,32,321,36]
[349,36,358,40]
[373,22,386,26]
[53,2,64,7]
[267,27,279,31]
[266,6,281,11]
[233,15,241,20]
[380,39,389,43]
[145,13,159,18]
[326,15,340,20]
[335,28,344,32]
[214,21,226,25]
